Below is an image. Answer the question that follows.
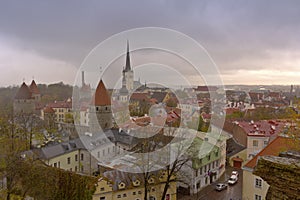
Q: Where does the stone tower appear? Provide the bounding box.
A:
[29,80,41,102]
[123,41,134,92]
[89,80,112,132]
[14,82,35,114]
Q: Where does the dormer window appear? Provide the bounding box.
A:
[133,180,140,187]
[148,177,155,184]
[118,182,126,190]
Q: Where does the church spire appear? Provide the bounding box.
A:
[124,40,131,72]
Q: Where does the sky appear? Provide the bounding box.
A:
[0,0,300,87]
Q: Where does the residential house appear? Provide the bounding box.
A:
[42,98,72,123]
[93,170,177,200]
[242,136,296,200]
[237,120,286,159]
[179,133,226,195]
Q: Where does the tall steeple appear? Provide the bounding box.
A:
[124,40,131,72]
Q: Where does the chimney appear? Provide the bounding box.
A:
[82,71,85,87]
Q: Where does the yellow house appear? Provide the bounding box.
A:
[242,136,292,200]
[42,99,72,123]
[93,170,177,200]
[32,138,98,175]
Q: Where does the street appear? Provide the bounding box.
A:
[178,167,242,200]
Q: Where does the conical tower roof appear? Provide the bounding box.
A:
[124,40,131,72]
[92,80,111,106]
[15,82,32,100]
[29,80,40,94]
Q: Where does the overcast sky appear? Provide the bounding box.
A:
[0,0,300,87]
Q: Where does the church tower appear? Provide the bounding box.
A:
[119,71,129,102]
[89,80,112,132]
[123,41,134,92]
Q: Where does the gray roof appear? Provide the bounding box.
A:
[33,138,86,160]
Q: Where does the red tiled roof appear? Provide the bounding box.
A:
[237,120,286,137]
[92,80,111,106]
[130,93,150,102]
[194,86,218,92]
[48,100,72,108]
[29,80,40,94]
[244,136,294,169]
[15,82,32,100]
[44,106,55,113]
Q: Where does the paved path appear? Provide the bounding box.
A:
[178,166,242,200]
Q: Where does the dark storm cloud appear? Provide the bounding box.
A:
[0,0,300,85]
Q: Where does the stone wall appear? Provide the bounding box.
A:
[253,155,300,200]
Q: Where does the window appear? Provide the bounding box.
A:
[264,140,268,146]
[196,181,200,189]
[81,166,84,172]
[204,165,207,172]
[58,161,60,168]
[103,149,105,156]
[54,162,57,168]
[98,151,100,158]
[255,178,262,188]
[75,166,77,172]
[117,195,121,198]
[253,140,259,147]
[255,194,262,200]
[81,153,84,161]
[138,191,142,194]
[123,193,127,197]
[133,192,136,195]
[100,187,105,191]
[212,161,215,168]
[200,167,203,175]
[100,197,105,200]
[75,154,78,161]
[67,157,71,164]
[195,169,198,177]
[215,151,219,156]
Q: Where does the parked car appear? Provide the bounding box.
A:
[228,175,238,185]
[231,171,239,177]
[215,183,228,191]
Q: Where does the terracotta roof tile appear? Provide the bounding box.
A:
[130,93,150,102]
[48,100,72,108]
[244,136,295,169]
[92,80,111,106]
[15,82,32,100]
[44,106,55,113]
[237,120,286,137]
[29,80,40,94]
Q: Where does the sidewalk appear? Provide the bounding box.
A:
[178,166,234,200]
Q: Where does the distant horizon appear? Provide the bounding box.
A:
[2,80,298,89]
